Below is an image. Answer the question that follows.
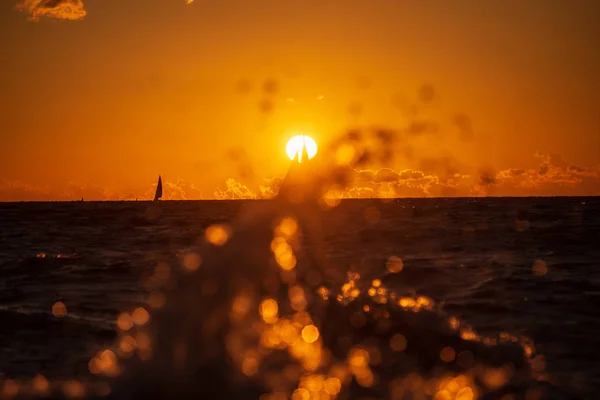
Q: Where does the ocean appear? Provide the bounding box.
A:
[0,198,598,399]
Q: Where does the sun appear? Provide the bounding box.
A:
[286,135,318,162]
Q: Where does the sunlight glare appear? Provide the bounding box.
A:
[286,135,318,162]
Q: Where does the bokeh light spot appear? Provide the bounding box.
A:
[532,259,548,276]
[205,224,231,246]
[389,333,407,352]
[182,252,202,271]
[132,307,150,326]
[440,346,456,363]
[52,301,67,318]
[32,375,49,396]
[301,325,320,343]
[117,312,133,331]
[260,298,279,324]
[324,377,341,395]
[386,256,404,273]
[62,380,85,399]
[2,380,19,398]
[148,292,166,309]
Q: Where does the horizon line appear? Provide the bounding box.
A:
[0,195,598,204]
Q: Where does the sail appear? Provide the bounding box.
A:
[300,136,309,163]
[153,175,163,201]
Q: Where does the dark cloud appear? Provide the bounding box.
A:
[16,0,86,21]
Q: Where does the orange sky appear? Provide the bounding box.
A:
[1,0,599,200]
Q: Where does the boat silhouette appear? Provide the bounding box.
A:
[153,175,163,201]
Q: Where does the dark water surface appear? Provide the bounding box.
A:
[0,198,599,399]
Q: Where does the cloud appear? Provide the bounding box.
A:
[0,177,207,201]
[478,167,497,186]
[2,151,598,202]
[214,178,258,200]
[259,177,283,198]
[160,178,204,200]
[481,152,600,196]
[16,0,87,21]
[16,0,194,21]
[0,180,53,201]
[213,176,284,200]
[317,147,600,198]
[323,166,474,198]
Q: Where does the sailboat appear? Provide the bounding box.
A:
[153,175,163,201]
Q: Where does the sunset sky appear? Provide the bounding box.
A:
[1,0,599,200]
